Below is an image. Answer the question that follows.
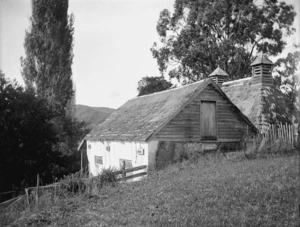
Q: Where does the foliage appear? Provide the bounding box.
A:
[274,49,300,118]
[52,116,90,174]
[58,167,118,196]
[0,72,63,190]
[21,0,89,177]
[241,133,295,159]
[4,155,298,226]
[137,76,173,96]
[59,172,87,194]
[151,0,296,83]
[21,0,74,115]
[91,167,119,190]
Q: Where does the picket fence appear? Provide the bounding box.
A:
[262,123,298,147]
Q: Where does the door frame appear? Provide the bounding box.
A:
[200,100,218,140]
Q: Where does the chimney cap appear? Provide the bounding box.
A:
[209,66,229,77]
[250,52,273,66]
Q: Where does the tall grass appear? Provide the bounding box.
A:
[3,152,298,227]
[0,167,120,226]
[242,134,297,159]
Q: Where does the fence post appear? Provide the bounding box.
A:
[122,160,126,180]
[294,123,299,148]
[279,123,282,141]
[25,188,30,208]
[36,174,40,208]
[290,124,292,144]
[285,123,288,141]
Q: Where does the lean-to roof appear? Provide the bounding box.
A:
[222,78,291,127]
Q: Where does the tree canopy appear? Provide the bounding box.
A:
[0,71,62,190]
[19,0,88,183]
[137,76,173,96]
[21,0,74,115]
[151,0,296,83]
[274,49,300,118]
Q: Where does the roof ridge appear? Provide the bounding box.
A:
[222,77,251,86]
[131,78,207,100]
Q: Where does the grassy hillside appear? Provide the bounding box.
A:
[4,153,299,226]
[75,104,114,127]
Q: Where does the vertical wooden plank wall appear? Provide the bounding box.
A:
[153,84,254,142]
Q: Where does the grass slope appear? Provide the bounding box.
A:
[5,154,300,226]
[75,104,114,127]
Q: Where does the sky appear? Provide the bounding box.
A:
[0,0,299,109]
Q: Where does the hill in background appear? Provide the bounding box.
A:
[75,104,115,127]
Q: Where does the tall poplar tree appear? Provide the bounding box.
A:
[21,0,74,115]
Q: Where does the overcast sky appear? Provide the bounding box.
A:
[0,0,299,109]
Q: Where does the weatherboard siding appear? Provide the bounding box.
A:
[153,100,201,141]
[200,85,251,140]
[153,85,252,142]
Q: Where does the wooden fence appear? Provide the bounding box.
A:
[0,164,148,209]
[115,164,147,182]
[262,123,298,147]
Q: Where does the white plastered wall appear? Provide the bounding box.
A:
[87,140,151,176]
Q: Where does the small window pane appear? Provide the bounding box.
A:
[95,156,103,165]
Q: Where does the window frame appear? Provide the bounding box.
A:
[94,155,103,166]
[200,100,218,140]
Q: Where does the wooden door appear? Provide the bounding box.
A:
[200,101,217,140]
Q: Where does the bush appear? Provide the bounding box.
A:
[175,143,212,163]
[58,168,119,195]
[59,172,87,195]
[91,167,118,190]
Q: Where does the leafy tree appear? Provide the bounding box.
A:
[52,115,90,173]
[151,0,296,83]
[137,76,173,96]
[274,49,300,118]
[21,0,74,115]
[0,71,63,190]
[21,0,88,175]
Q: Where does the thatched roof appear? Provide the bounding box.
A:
[86,79,211,141]
[222,78,291,127]
[86,78,256,142]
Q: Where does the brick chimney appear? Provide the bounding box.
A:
[208,67,229,86]
[250,53,274,87]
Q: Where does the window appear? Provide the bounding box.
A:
[95,156,103,165]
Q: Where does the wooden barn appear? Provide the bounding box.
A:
[81,79,257,175]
